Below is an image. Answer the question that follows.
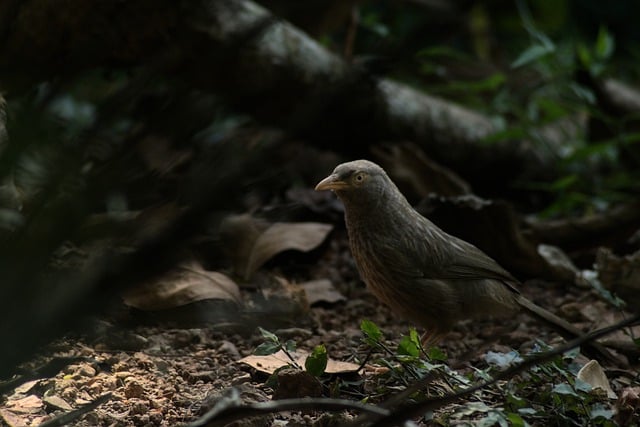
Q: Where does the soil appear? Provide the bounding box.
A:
[0,230,632,427]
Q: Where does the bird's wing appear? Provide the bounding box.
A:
[426,235,520,291]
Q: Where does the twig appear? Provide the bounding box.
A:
[187,396,389,427]
[356,313,640,427]
[37,393,112,427]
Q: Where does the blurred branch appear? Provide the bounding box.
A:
[524,201,640,250]
[0,0,557,186]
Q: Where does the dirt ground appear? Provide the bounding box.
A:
[0,231,634,427]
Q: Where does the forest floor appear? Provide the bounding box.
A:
[0,231,634,427]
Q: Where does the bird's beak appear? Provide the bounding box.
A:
[315,174,348,191]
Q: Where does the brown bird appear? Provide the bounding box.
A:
[315,159,613,361]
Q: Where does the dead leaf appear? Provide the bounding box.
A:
[43,394,73,411]
[537,244,579,277]
[244,222,333,279]
[14,379,41,395]
[122,261,241,310]
[220,214,332,279]
[577,360,617,399]
[5,395,43,414]
[220,214,270,276]
[596,248,640,308]
[0,408,27,427]
[238,350,359,375]
[300,279,346,305]
[616,387,640,426]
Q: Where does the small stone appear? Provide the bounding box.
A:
[124,381,145,399]
[272,368,322,400]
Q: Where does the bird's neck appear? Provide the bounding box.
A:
[341,183,415,233]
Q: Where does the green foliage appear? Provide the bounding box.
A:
[254,328,328,377]
[305,344,328,377]
[360,319,383,346]
[254,327,283,355]
[358,321,616,425]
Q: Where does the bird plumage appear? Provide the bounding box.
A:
[316,159,615,362]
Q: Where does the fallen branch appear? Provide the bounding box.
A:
[186,314,639,427]
[0,0,556,184]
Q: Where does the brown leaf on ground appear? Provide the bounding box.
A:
[596,247,640,309]
[238,349,360,375]
[300,279,346,305]
[615,387,640,426]
[122,261,241,310]
[220,214,333,279]
[4,394,43,414]
[577,360,617,399]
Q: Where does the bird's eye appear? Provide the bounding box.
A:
[353,172,366,183]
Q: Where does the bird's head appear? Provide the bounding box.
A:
[315,160,398,210]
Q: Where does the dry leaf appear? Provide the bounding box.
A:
[596,248,640,308]
[301,279,346,305]
[220,214,270,276]
[238,350,359,375]
[577,360,617,399]
[43,395,73,411]
[0,408,27,427]
[616,387,640,426]
[122,261,241,310]
[220,214,332,279]
[244,222,333,279]
[5,395,43,414]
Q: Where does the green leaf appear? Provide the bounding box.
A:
[577,43,592,67]
[506,412,527,427]
[427,346,447,361]
[506,393,526,408]
[512,44,554,68]
[552,382,578,396]
[360,320,382,345]
[305,344,328,376]
[595,27,615,60]
[590,403,614,420]
[397,335,420,358]
[574,378,592,393]
[284,339,297,353]
[258,327,279,343]
[254,341,281,356]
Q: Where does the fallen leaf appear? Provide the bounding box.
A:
[0,408,27,427]
[300,279,345,305]
[14,379,41,394]
[5,394,43,414]
[122,261,241,310]
[220,214,333,279]
[238,350,359,375]
[577,360,617,399]
[596,248,640,308]
[43,394,73,411]
[615,387,640,426]
[244,222,332,279]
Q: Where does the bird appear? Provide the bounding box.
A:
[315,159,614,361]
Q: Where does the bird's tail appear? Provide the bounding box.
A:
[515,295,620,365]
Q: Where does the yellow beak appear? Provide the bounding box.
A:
[315,174,349,191]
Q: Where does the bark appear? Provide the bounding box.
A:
[0,0,556,185]
[525,201,640,251]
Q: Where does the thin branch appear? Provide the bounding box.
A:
[358,313,640,427]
